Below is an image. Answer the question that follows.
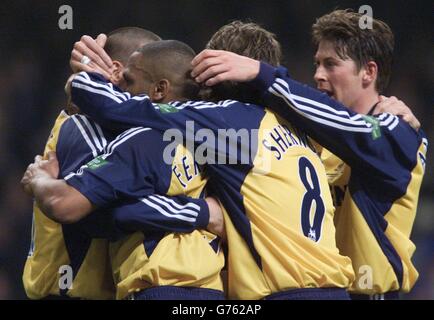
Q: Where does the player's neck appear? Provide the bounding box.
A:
[350,88,380,115]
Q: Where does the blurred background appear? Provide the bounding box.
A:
[0,0,432,299]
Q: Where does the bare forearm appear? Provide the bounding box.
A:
[205,197,226,240]
[31,176,93,224]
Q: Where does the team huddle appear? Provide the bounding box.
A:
[21,9,427,300]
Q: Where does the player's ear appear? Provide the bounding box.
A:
[362,61,378,88]
[150,79,170,102]
[110,61,124,86]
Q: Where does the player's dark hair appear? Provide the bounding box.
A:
[137,40,200,100]
[204,20,282,103]
[312,9,394,93]
[105,27,162,65]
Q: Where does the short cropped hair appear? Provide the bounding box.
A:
[137,40,200,100]
[312,9,394,93]
[105,27,161,64]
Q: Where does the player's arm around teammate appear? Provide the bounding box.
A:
[191,49,420,130]
[21,151,225,238]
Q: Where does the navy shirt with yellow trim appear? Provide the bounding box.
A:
[248,62,428,294]
[24,111,213,300]
[65,127,223,299]
[23,111,116,300]
[70,72,355,299]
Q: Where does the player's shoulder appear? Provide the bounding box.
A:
[62,112,88,129]
[63,113,109,136]
[67,113,94,125]
[107,127,162,151]
[49,109,70,131]
[58,113,111,156]
[43,110,70,154]
[104,127,170,164]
